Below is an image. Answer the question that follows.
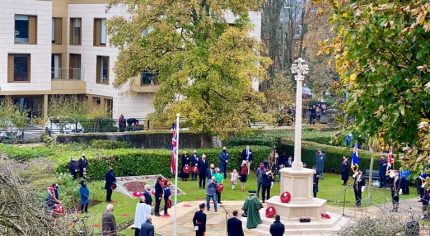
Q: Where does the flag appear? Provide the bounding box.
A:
[351,143,359,168]
[171,124,177,174]
[387,146,394,169]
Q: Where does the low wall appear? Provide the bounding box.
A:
[54,131,214,149]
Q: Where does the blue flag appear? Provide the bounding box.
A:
[351,143,359,167]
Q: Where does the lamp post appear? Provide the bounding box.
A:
[290,58,309,170]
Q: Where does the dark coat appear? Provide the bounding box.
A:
[207,168,216,180]
[181,155,190,169]
[193,210,207,233]
[269,220,285,236]
[241,149,253,162]
[139,221,154,236]
[102,211,117,236]
[198,159,208,177]
[341,160,350,181]
[105,171,116,190]
[278,154,287,167]
[78,157,88,170]
[154,182,163,197]
[313,173,319,193]
[68,160,78,174]
[143,191,152,206]
[315,153,325,172]
[354,174,365,192]
[219,150,229,166]
[261,172,273,187]
[227,217,244,236]
[191,154,199,166]
[379,159,387,175]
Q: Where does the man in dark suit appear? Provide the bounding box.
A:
[154,176,163,217]
[269,215,285,236]
[207,164,216,180]
[241,145,253,173]
[104,167,116,202]
[198,154,208,188]
[353,170,365,207]
[191,150,200,181]
[192,203,207,236]
[378,156,388,188]
[227,210,244,236]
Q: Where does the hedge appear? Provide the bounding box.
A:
[281,138,377,173]
[56,146,272,180]
[0,144,55,161]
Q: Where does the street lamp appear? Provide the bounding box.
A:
[291,57,309,170]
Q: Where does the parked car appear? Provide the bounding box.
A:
[45,119,84,134]
[0,121,23,141]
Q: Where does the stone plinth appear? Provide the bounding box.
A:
[266,196,326,220]
[280,167,314,203]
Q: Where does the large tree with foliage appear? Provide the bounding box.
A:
[107,0,271,137]
[324,0,430,169]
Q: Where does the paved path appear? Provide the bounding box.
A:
[150,197,429,236]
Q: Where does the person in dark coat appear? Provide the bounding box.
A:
[227,210,244,236]
[256,163,266,198]
[219,147,229,178]
[315,150,325,178]
[68,158,79,180]
[241,145,253,173]
[154,176,163,217]
[191,150,199,181]
[378,156,387,188]
[261,170,273,203]
[193,203,207,236]
[418,170,428,201]
[102,204,117,236]
[207,164,216,180]
[286,156,293,168]
[353,170,365,207]
[313,167,320,197]
[390,170,401,212]
[341,156,350,185]
[139,217,154,236]
[143,185,153,206]
[105,167,116,203]
[181,152,191,181]
[269,215,285,236]
[198,154,208,188]
[278,153,287,168]
[118,114,126,132]
[78,154,88,178]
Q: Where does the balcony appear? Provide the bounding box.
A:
[130,71,159,93]
[51,67,86,94]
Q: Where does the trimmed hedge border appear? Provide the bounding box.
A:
[56,146,272,180]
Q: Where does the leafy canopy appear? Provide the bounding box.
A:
[325,0,430,169]
[107,0,272,137]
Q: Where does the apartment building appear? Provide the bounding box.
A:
[0,0,261,121]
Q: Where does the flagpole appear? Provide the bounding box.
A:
[173,113,180,236]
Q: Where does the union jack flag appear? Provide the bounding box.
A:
[171,124,177,174]
[387,146,394,170]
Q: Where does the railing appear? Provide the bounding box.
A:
[51,67,85,80]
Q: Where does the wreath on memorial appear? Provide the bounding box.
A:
[321,213,331,219]
[280,191,291,203]
[265,206,276,218]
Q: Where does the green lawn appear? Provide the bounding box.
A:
[81,173,417,235]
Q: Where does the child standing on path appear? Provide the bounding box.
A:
[231,169,238,190]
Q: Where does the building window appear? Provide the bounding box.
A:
[15,15,37,44]
[69,54,81,80]
[70,18,81,45]
[94,18,107,46]
[51,54,62,80]
[8,54,31,82]
[52,17,62,44]
[92,97,101,105]
[96,56,109,84]
[140,71,158,85]
[105,98,113,117]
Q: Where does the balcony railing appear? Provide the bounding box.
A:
[51,67,85,80]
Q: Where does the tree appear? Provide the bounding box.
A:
[107,0,271,137]
[325,0,430,169]
[0,98,29,129]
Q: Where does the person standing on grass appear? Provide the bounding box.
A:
[191,150,199,181]
[261,170,273,203]
[154,176,163,217]
[219,147,229,178]
[163,181,172,217]
[181,152,191,181]
[79,180,89,213]
[400,168,411,195]
[139,217,154,236]
[206,176,218,212]
[105,167,116,203]
[378,156,388,188]
[198,154,208,189]
[214,168,224,204]
[315,150,325,178]
[241,145,253,173]
[133,196,151,236]
[193,203,207,236]
[230,169,238,190]
[102,204,117,236]
[227,210,244,236]
[256,162,266,198]
[68,157,79,180]
[78,154,88,178]
[341,156,350,185]
[207,163,216,180]
[239,161,249,192]
[353,170,365,207]
[270,215,285,236]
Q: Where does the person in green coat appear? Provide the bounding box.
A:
[242,190,263,229]
[214,168,224,204]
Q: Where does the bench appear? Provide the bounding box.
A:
[364,170,380,180]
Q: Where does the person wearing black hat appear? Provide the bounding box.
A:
[78,154,88,178]
[192,203,207,236]
[227,210,244,236]
[270,215,285,236]
[104,167,116,203]
[68,158,79,180]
